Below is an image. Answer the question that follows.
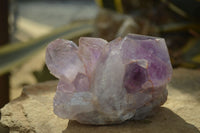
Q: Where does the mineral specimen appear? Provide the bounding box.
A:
[45,34,172,125]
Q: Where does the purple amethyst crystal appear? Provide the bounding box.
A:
[45,34,172,125]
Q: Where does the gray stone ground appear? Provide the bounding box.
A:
[10,0,97,41]
[16,1,97,28]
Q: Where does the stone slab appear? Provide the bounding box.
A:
[0,68,200,133]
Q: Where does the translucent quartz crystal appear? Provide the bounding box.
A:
[45,34,172,125]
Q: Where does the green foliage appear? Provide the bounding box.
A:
[0,20,94,75]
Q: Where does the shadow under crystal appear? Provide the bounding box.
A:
[63,107,199,133]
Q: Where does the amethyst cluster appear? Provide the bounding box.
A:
[45,34,172,125]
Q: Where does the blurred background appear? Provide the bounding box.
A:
[0,0,200,132]
[0,0,97,103]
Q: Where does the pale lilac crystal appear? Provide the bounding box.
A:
[45,34,172,125]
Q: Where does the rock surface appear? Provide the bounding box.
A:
[0,68,200,133]
[165,68,200,130]
[0,81,68,133]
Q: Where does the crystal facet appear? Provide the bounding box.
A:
[45,34,172,125]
